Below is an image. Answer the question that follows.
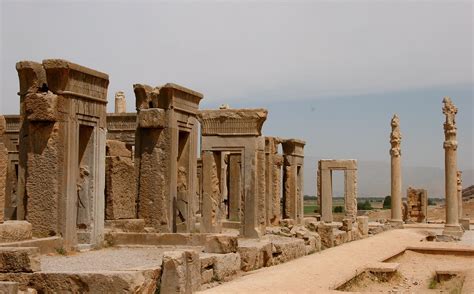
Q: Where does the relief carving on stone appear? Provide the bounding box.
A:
[442,97,458,150]
[390,114,401,157]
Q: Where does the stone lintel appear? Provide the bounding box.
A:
[320,159,357,170]
[16,59,109,102]
[42,59,109,101]
[198,108,268,136]
[282,138,306,157]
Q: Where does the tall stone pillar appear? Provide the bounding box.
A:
[441,97,463,237]
[201,151,221,233]
[114,91,126,114]
[457,171,463,218]
[228,154,241,221]
[389,114,403,227]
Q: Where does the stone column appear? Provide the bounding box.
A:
[320,167,333,223]
[457,171,463,218]
[114,91,126,114]
[201,151,221,233]
[442,97,463,237]
[228,154,241,221]
[344,169,357,221]
[389,114,403,227]
[283,156,296,220]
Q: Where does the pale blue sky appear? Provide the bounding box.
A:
[1,0,472,175]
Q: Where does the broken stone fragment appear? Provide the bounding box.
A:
[24,91,58,122]
[0,247,40,273]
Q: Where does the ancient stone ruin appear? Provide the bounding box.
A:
[134,83,202,233]
[16,59,109,248]
[406,187,428,223]
[0,59,470,293]
[317,159,358,223]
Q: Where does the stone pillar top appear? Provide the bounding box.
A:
[16,59,109,101]
[198,108,268,136]
[390,114,402,157]
[319,159,357,170]
[133,83,203,114]
[0,115,5,136]
[443,96,458,150]
[281,138,306,157]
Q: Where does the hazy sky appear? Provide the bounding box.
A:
[1,1,473,173]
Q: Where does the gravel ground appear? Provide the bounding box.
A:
[41,246,198,272]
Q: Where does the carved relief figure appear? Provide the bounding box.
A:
[390,114,402,157]
[443,97,458,150]
[77,166,91,228]
[177,166,188,224]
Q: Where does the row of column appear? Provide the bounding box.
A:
[389,97,464,236]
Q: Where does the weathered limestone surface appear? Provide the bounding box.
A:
[200,253,241,284]
[161,250,200,293]
[390,114,403,226]
[16,59,109,248]
[442,97,463,237]
[0,221,32,243]
[0,247,40,273]
[105,140,136,220]
[282,139,305,224]
[201,151,221,233]
[0,269,161,293]
[105,219,145,233]
[135,83,202,234]
[457,170,463,218]
[114,91,126,114]
[0,281,18,294]
[237,239,272,272]
[356,216,369,236]
[406,187,428,223]
[204,235,238,254]
[0,141,6,224]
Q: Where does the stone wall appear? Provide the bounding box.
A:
[406,187,428,223]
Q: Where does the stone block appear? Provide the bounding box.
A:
[106,140,131,158]
[0,247,40,273]
[204,235,238,254]
[333,230,348,246]
[237,239,272,271]
[137,108,166,129]
[105,155,136,220]
[24,92,58,122]
[264,235,306,265]
[0,281,18,294]
[317,223,334,249]
[460,218,470,231]
[0,269,161,293]
[161,250,200,293]
[105,219,145,233]
[356,216,369,236]
[0,221,32,243]
[212,253,240,281]
[341,218,353,231]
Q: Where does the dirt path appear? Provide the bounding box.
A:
[199,229,428,293]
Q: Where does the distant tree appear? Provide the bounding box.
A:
[428,198,435,206]
[358,200,373,210]
[333,206,344,213]
[383,195,391,209]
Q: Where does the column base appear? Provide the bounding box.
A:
[442,224,464,238]
[389,219,404,229]
[459,218,470,231]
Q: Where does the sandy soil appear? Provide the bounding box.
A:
[341,250,473,293]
